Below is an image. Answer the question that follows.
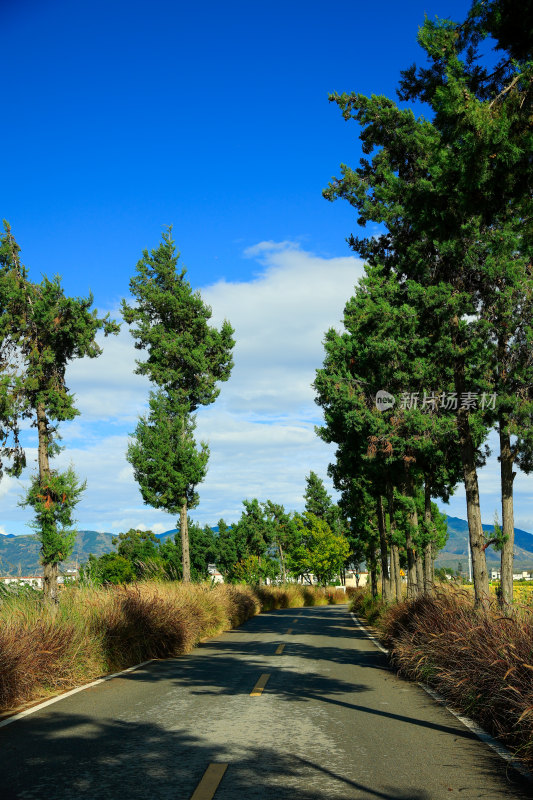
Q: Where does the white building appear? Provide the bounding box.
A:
[0,575,43,589]
[491,569,533,581]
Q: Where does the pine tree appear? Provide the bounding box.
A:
[122,229,234,581]
[0,224,27,481]
[263,500,298,584]
[304,472,332,519]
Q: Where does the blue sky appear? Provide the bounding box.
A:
[3,0,526,538]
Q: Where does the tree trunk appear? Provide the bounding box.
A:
[37,402,50,480]
[43,562,59,604]
[456,404,490,606]
[37,402,58,604]
[377,495,391,601]
[415,551,424,593]
[423,541,433,593]
[499,421,515,607]
[389,539,396,596]
[369,540,378,599]
[404,477,419,598]
[386,482,402,601]
[180,501,191,582]
[392,544,402,600]
[278,542,287,583]
[370,566,378,599]
[423,481,434,594]
[452,329,489,607]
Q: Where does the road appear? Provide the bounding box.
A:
[0,604,530,799]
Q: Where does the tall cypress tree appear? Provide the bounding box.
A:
[122,229,234,581]
[0,223,119,600]
[0,225,27,481]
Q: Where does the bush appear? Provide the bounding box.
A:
[349,588,385,624]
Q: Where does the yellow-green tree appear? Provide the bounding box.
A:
[288,512,350,586]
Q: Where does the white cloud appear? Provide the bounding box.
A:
[66,322,150,421]
[0,475,16,500]
[203,243,363,417]
[243,240,299,258]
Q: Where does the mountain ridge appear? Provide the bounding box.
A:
[1,517,532,575]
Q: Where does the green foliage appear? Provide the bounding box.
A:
[232,554,278,585]
[0,223,118,591]
[121,228,234,411]
[127,390,209,514]
[22,467,85,566]
[113,528,160,570]
[213,519,238,578]
[304,471,332,519]
[288,512,350,586]
[82,553,136,585]
[263,500,299,581]
[226,499,273,571]
[319,8,533,601]
[82,530,162,585]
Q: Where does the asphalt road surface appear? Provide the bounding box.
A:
[0,604,531,799]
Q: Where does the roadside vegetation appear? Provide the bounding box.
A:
[0,581,345,715]
[350,586,533,769]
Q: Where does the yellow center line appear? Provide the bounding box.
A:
[286,628,293,635]
[292,618,298,623]
[190,763,228,800]
[250,673,271,696]
[275,643,285,655]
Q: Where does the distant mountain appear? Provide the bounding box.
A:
[155,529,178,541]
[435,516,533,570]
[0,530,115,576]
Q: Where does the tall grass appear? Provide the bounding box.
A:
[350,586,533,768]
[0,582,345,713]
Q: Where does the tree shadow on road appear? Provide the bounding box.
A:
[0,709,472,800]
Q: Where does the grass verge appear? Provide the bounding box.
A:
[0,582,346,714]
[349,586,533,769]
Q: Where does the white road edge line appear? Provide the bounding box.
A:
[350,612,389,654]
[0,659,154,730]
[349,612,532,782]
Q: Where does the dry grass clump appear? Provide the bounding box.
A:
[0,587,97,710]
[376,589,533,767]
[256,584,346,609]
